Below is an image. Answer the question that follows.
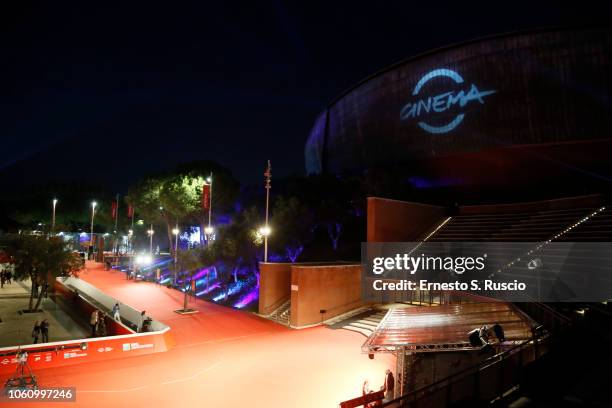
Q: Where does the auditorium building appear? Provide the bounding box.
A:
[260,26,612,406]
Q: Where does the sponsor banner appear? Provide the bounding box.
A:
[362,242,612,302]
[0,330,171,375]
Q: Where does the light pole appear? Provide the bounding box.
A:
[128,229,133,278]
[263,160,272,262]
[51,198,58,234]
[90,201,97,260]
[259,226,271,262]
[206,173,213,243]
[147,225,154,255]
[172,225,179,285]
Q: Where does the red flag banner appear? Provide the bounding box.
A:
[202,184,210,210]
[127,205,134,218]
[111,201,118,219]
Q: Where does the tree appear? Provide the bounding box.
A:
[159,173,206,249]
[6,235,83,311]
[176,248,204,311]
[201,206,261,299]
[270,196,314,262]
[280,174,362,252]
[126,162,240,253]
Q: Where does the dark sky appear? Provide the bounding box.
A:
[0,1,606,191]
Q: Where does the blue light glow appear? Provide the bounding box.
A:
[400,68,496,134]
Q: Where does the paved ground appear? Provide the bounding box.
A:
[4,262,394,407]
[0,279,88,347]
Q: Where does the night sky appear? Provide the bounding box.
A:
[0,2,605,191]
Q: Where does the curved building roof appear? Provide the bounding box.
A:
[305,26,612,194]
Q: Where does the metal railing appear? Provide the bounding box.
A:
[379,303,570,407]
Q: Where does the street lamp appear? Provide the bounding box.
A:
[90,201,97,259]
[259,226,271,262]
[206,173,213,244]
[147,225,154,255]
[172,225,179,285]
[51,198,58,234]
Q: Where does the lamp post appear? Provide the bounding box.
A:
[263,160,272,262]
[90,201,97,260]
[128,229,134,279]
[206,173,213,243]
[172,225,179,285]
[259,226,271,262]
[147,225,154,255]
[51,198,58,234]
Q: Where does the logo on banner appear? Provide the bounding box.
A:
[400,68,496,134]
[122,342,153,351]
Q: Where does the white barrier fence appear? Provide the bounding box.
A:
[57,276,168,332]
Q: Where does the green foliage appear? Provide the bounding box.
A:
[199,206,261,282]
[6,235,82,311]
[159,174,206,223]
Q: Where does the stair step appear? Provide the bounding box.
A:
[342,326,373,337]
[349,321,379,330]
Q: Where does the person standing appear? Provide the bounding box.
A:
[97,315,107,336]
[32,321,41,344]
[40,319,49,343]
[112,302,121,321]
[138,310,146,332]
[90,310,99,337]
[384,369,395,402]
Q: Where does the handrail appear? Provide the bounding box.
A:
[379,303,569,407]
[379,329,551,407]
[339,298,571,407]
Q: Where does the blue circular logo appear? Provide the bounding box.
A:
[400,68,496,134]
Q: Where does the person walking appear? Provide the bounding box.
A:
[40,319,50,343]
[112,302,121,321]
[1,270,5,288]
[90,310,99,337]
[32,321,41,344]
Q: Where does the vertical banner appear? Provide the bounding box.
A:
[111,201,118,220]
[127,205,134,218]
[202,184,210,210]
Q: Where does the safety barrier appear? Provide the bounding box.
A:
[0,277,174,376]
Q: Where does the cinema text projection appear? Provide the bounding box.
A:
[400,68,496,134]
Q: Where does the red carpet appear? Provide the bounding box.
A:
[10,262,393,407]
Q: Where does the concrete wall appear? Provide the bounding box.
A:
[367,197,447,242]
[54,280,133,335]
[258,262,292,315]
[290,264,363,327]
